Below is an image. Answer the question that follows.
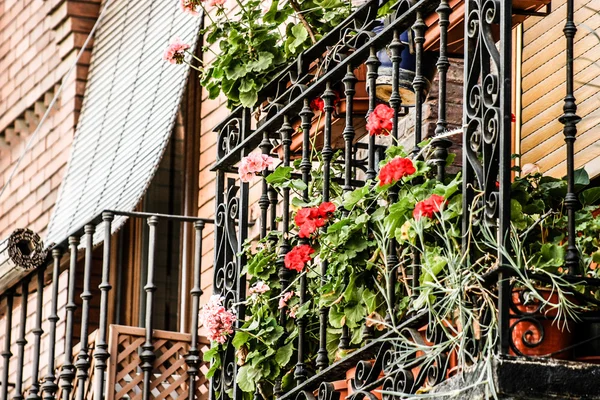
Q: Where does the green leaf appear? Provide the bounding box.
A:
[530,243,565,270]
[286,23,308,55]
[573,168,590,191]
[237,364,261,392]
[344,302,367,328]
[266,166,293,185]
[225,62,247,80]
[239,89,258,108]
[239,78,256,93]
[248,51,275,72]
[206,353,221,379]
[328,305,345,328]
[203,346,219,362]
[232,331,250,349]
[275,341,294,366]
[280,179,307,191]
[581,187,600,206]
[343,186,369,210]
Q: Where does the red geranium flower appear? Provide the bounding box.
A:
[413,194,446,220]
[366,104,394,136]
[310,91,341,112]
[378,157,416,187]
[284,245,315,272]
[294,202,337,238]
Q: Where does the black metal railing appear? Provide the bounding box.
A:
[209,0,592,397]
[0,210,212,400]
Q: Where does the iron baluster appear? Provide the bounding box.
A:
[410,12,427,301]
[560,0,582,275]
[274,116,293,398]
[186,221,206,398]
[316,82,336,371]
[269,187,278,234]
[0,291,14,400]
[60,236,79,400]
[365,46,381,182]
[14,278,30,400]
[364,46,380,342]
[386,29,403,325]
[431,0,452,181]
[94,212,114,398]
[259,131,272,239]
[412,11,426,158]
[342,64,357,193]
[339,64,358,350]
[27,266,46,400]
[141,216,159,400]
[74,225,95,400]
[295,99,313,385]
[42,248,63,400]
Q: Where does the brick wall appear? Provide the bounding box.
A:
[0,0,101,240]
[0,0,100,396]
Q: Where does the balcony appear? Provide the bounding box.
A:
[207,0,600,398]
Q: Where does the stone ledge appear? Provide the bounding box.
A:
[430,356,600,399]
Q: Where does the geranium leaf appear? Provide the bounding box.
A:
[239,89,258,108]
[232,331,250,349]
[581,187,600,206]
[266,166,293,185]
[275,340,294,366]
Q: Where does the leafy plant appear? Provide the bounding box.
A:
[191,0,352,108]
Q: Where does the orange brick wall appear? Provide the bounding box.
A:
[0,0,100,396]
[0,0,100,240]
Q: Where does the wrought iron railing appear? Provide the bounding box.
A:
[0,210,213,400]
[210,0,592,397]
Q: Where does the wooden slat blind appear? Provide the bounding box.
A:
[520,0,600,177]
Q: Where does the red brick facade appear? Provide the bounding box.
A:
[0,0,100,239]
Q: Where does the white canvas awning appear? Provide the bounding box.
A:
[46,0,201,245]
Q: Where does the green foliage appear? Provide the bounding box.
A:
[197,0,352,108]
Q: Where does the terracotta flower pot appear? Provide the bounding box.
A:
[313,379,348,399]
[509,288,575,360]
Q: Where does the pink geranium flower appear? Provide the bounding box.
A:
[248,281,270,295]
[199,295,236,344]
[207,0,226,6]
[163,37,190,64]
[238,153,277,183]
[278,291,294,309]
[180,0,200,15]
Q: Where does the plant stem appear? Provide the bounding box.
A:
[288,0,317,44]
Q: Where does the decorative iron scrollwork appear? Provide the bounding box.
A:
[212,181,243,399]
[217,119,242,161]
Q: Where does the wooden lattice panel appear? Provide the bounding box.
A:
[106,325,210,400]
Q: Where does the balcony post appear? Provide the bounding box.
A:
[186,220,205,398]
[0,291,14,400]
[560,0,582,275]
[294,99,313,385]
[26,265,46,400]
[60,236,79,400]
[93,212,114,398]
[14,277,30,400]
[74,224,95,400]
[42,248,64,400]
[141,216,159,400]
